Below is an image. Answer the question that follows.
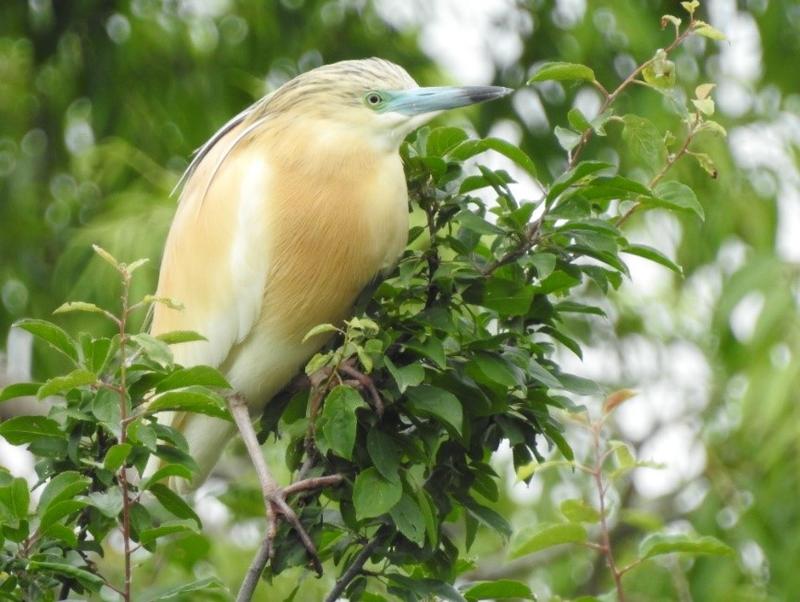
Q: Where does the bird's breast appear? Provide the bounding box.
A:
[258,147,408,342]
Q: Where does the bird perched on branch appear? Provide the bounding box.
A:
[148,57,510,571]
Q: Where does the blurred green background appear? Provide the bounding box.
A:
[1,0,798,600]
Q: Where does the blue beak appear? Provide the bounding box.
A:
[384,86,513,115]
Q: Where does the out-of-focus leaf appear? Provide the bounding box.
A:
[463,580,535,601]
[509,522,587,558]
[528,61,595,83]
[639,533,734,558]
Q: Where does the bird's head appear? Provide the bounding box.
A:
[266,58,513,150]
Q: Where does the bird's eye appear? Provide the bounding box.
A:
[365,92,383,106]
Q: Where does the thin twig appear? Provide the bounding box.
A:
[568,19,697,170]
[339,363,384,416]
[591,420,625,602]
[117,268,133,602]
[236,537,271,602]
[324,532,386,602]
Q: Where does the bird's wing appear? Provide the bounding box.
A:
[153,116,273,366]
[148,118,275,488]
[170,93,273,198]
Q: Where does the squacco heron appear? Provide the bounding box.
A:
[149,58,510,569]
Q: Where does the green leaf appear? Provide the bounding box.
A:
[464,580,535,601]
[140,464,194,491]
[463,499,512,539]
[692,98,715,115]
[567,107,592,132]
[155,330,208,345]
[478,278,535,316]
[39,499,88,531]
[0,478,29,520]
[27,561,105,590]
[466,353,523,388]
[649,180,705,220]
[41,523,78,547]
[131,333,174,368]
[92,243,120,269]
[353,467,402,520]
[0,382,42,403]
[126,257,150,273]
[623,244,683,275]
[456,211,505,236]
[149,483,201,527]
[681,1,699,15]
[427,126,469,157]
[52,301,107,316]
[406,385,463,435]
[302,322,339,343]
[39,471,92,512]
[142,577,228,602]
[318,385,365,460]
[147,387,231,421]
[0,416,63,445]
[156,366,231,392]
[527,360,562,389]
[13,318,79,364]
[621,115,667,174]
[547,160,613,204]
[405,337,446,369]
[554,126,582,152]
[384,358,424,394]
[91,388,122,434]
[139,519,196,545]
[642,49,676,89]
[528,61,595,83]
[560,499,601,523]
[390,492,426,547]
[103,443,132,471]
[367,429,402,483]
[639,533,734,559]
[694,20,726,41]
[37,368,96,399]
[448,138,537,179]
[387,575,467,602]
[85,488,124,518]
[509,522,587,558]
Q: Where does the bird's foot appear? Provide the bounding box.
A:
[262,474,344,576]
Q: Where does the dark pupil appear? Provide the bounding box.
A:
[369,94,380,104]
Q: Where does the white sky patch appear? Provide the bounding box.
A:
[729,290,765,342]
[634,424,707,498]
[376,0,527,84]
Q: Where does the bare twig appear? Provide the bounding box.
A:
[324,531,387,602]
[339,363,384,416]
[616,114,699,228]
[116,267,133,602]
[229,395,344,602]
[237,537,271,602]
[590,419,625,602]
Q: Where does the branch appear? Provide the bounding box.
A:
[236,538,271,602]
[569,19,697,169]
[324,532,387,602]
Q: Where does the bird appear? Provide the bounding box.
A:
[148,57,511,568]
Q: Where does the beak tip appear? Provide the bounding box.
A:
[467,86,515,104]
